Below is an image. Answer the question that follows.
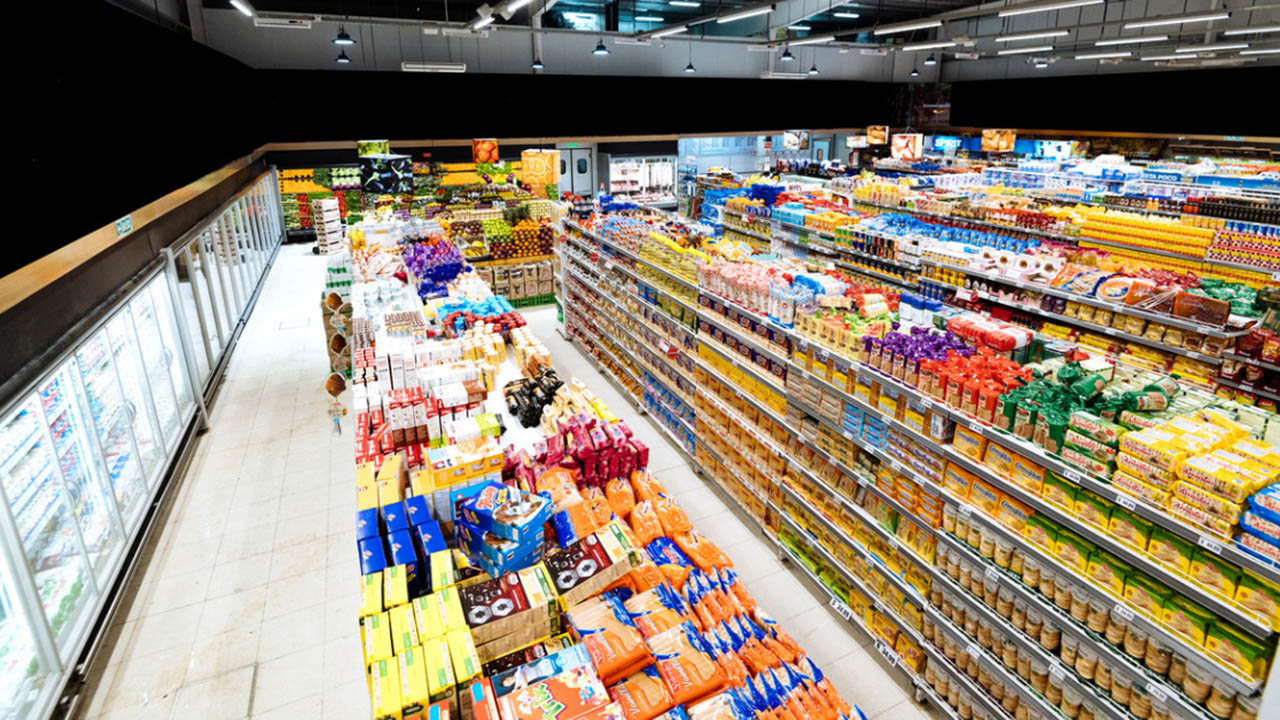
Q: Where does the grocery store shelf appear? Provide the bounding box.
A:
[695,333,787,395]
[1215,376,1280,405]
[694,309,789,367]
[1221,350,1280,372]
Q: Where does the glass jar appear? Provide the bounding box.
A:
[966,653,980,680]
[1145,637,1171,676]
[1094,659,1112,691]
[1061,686,1082,720]
[997,586,1014,619]
[1206,678,1237,720]
[980,528,997,560]
[1012,598,1027,631]
[1086,598,1109,634]
[1075,646,1098,682]
[1229,694,1259,720]
[944,636,959,661]
[1030,659,1049,693]
[1010,547,1025,575]
[984,576,1000,608]
[995,537,1013,569]
[989,679,1006,702]
[1079,704,1095,720]
[1022,556,1040,588]
[1124,625,1148,661]
[1016,704,1029,720]
[1111,673,1132,705]
[935,545,948,571]
[1039,567,1056,597]
[970,566,985,596]
[943,503,958,533]
[942,594,956,622]
[1060,634,1080,665]
[935,672,950,698]
[1054,577,1073,610]
[1105,609,1128,646]
[923,617,937,645]
[1045,673,1064,706]
[925,663,937,686]
[1040,619,1061,652]
[948,683,960,708]
[1169,653,1187,685]
[1069,585,1090,623]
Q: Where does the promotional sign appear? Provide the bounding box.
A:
[472,138,500,164]
[847,135,869,149]
[890,133,924,161]
[867,126,889,145]
[783,131,810,150]
[1035,140,1076,160]
[359,154,413,195]
[357,139,390,157]
[933,135,962,153]
[981,129,1017,152]
[520,149,562,197]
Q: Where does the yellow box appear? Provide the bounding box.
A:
[431,550,455,591]
[379,453,407,492]
[411,470,434,498]
[369,657,403,720]
[361,573,384,619]
[446,628,481,685]
[437,586,466,633]
[424,637,456,704]
[390,604,420,655]
[363,611,394,667]
[384,566,409,609]
[413,594,445,641]
[398,645,431,716]
[379,478,404,506]
[358,462,380,511]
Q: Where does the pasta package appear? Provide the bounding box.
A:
[647,622,726,706]
[654,495,692,535]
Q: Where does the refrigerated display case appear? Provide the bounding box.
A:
[0,168,284,720]
[602,155,677,207]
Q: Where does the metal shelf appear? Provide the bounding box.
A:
[1221,351,1280,373]
[1215,376,1280,405]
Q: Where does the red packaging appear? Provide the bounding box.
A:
[631,440,650,469]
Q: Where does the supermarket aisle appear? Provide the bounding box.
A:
[76,243,367,720]
[526,308,939,720]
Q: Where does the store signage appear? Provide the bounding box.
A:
[115,215,133,237]
[933,135,962,153]
[891,134,924,161]
[867,126,889,145]
[1224,135,1244,141]
[981,129,1017,152]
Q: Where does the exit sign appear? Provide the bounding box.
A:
[115,215,133,237]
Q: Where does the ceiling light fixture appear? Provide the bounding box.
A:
[1124,12,1229,29]
[1140,54,1184,60]
[1240,47,1280,54]
[1224,25,1280,35]
[335,49,351,63]
[790,34,836,45]
[1034,60,1049,67]
[1075,50,1131,59]
[716,4,775,23]
[924,53,937,64]
[833,12,860,18]
[333,25,356,44]
[998,45,1054,54]
[669,0,700,5]
[531,57,544,69]
[809,61,819,74]
[651,25,689,38]
[910,66,920,76]
[593,38,610,54]
[780,47,795,60]
[1176,42,1248,52]
[995,30,1069,41]
[788,24,811,30]
[685,61,696,72]
[636,15,664,22]
[229,0,254,17]
[401,61,467,72]
[474,15,495,28]
[874,19,941,34]
[998,0,1102,17]
[900,40,956,51]
[1095,35,1168,45]
[506,0,534,11]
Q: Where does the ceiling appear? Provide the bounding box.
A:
[193,0,1279,80]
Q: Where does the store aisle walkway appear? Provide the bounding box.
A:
[75,244,937,720]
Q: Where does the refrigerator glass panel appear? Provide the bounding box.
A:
[0,561,51,717]
[44,363,122,577]
[128,288,180,445]
[199,230,232,345]
[4,395,93,646]
[145,278,195,419]
[174,247,213,385]
[104,315,163,496]
[74,331,147,530]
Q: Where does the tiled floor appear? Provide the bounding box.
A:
[75,243,940,720]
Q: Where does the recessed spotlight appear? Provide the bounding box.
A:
[333,25,356,45]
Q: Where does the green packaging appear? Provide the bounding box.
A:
[1108,507,1154,551]
[1074,490,1114,531]
[1123,572,1172,615]
[1041,471,1078,511]
[1024,514,1060,550]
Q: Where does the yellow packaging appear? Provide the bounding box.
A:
[1235,572,1280,628]
[1055,530,1093,574]
[413,594,445,642]
[1160,596,1213,646]
[1108,508,1154,551]
[1123,574,1171,615]
[1193,408,1252,440]
[998,496,1033,534]
[446,628,481,684]
[1085,551,1132,595]
[424,636,456,704]
[1230,438,1280,470]
[1116,452,1175,489]
[1189,549,1242,599]
[379,478,404,506]
[943,463,978,500]
[1111,472,1170,507]
[431,550,455,591]
[437,586,465,633]
[398,645,430,715]
[1177,455,1256,504]
[358,462,380,511]
[379,453,407,494]
[1074,490,1113,531]
[1009,454,1046,494]
[363,611,394,666]
[411,470,434,498]
[968,478,1001,517]
[369,657,404,720]
[361,573,385,619]
[390,603,420,655]
[1118,429,1187,470]
[1171,481,1241,521]
[384,566,409,609]
[1205,623,1271,680]
[1147,529,1195,575]
[954,425,988,462]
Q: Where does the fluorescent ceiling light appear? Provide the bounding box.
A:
[1241,47,1280,54]
[1224,25,1280,35]
[874,19,941,35]
[635,16,664,21]
[506,0,534,11]
[1075,50,1130,59]
[717,5,774,23]
[474,15,495,28]
[1140,54,1184,60]
[996,30,1069,41]
[788,24,811,30]
[998,0,1102,17]
[790,34,836,45]
[833,12,860,18]
[1095,35,1168,45]
[1124,12,1229,29]
[651,25,688,37]
[402,61,466,72]
[669,0,700,5]
[901,40,956,51]
[229,0,254,16]
[1176,42,1248,52]
[998,45,1054,54]
[762,70,810,79]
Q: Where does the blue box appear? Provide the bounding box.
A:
[455,519,546,577]
[459,481,552,543]
[416,520,447,557]
[446,481,492,527]
[387,529,426,597]
[359,536,388,575]
[404,495,433,527]
[356,508,380,541]
[382,501,410,534]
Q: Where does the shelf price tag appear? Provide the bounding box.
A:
[1049,663,1067,682]
[1146,683,1169,703]
[1197,535,1224,554]
[829,597,853,621]
[1113,603,1135,622]
[985,567,1000,583]
[1115,493,1136,511]
[875,640,899,667]
[1063,469,1085,484]
[966,643,983,659]
[958,504,972,518]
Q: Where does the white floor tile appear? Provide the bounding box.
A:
[170,664,255,720]
[252,648,324,714]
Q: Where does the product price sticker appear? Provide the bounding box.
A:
[1197,535,1223,554]
[875,640,899,668]
[1063,469,1085,484]
[966,642,983,660]
[829,597,853,621]
[1146,683,1168,702]
[1115,493,1136,511]
[1049,662,1067,682]
[985,567,1000,583]
[1113,603,1135,622]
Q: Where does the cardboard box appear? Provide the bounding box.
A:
[545,522,641,607]
[447,628,482,685]
[384,565,410,609]
[398,645,431,717]
[459,563,558,645]
[362,573,384,619]
[413,594,445,641]
[390,603,420,655]
[460,482,553,543]
[369,657,404,720]
[363,611,394,666]
[455,521,546,578]
[475,615,558,664]
[424,636,456,705]
[497,667,614,720]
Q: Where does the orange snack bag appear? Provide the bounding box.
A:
[583,487,616,529]
[672,530,732,572]
[609,666,676,720]
[629,501,663,546]
[703,628,748,688]
[717,568,755,614]
[568,594,653,685]
[606,477,637,519]
[653,494,691,535]
[659,564,692,592]
[628,562,667,593]
[624,584,692,640]
[631,471,667,504]
[646,622,726,706]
